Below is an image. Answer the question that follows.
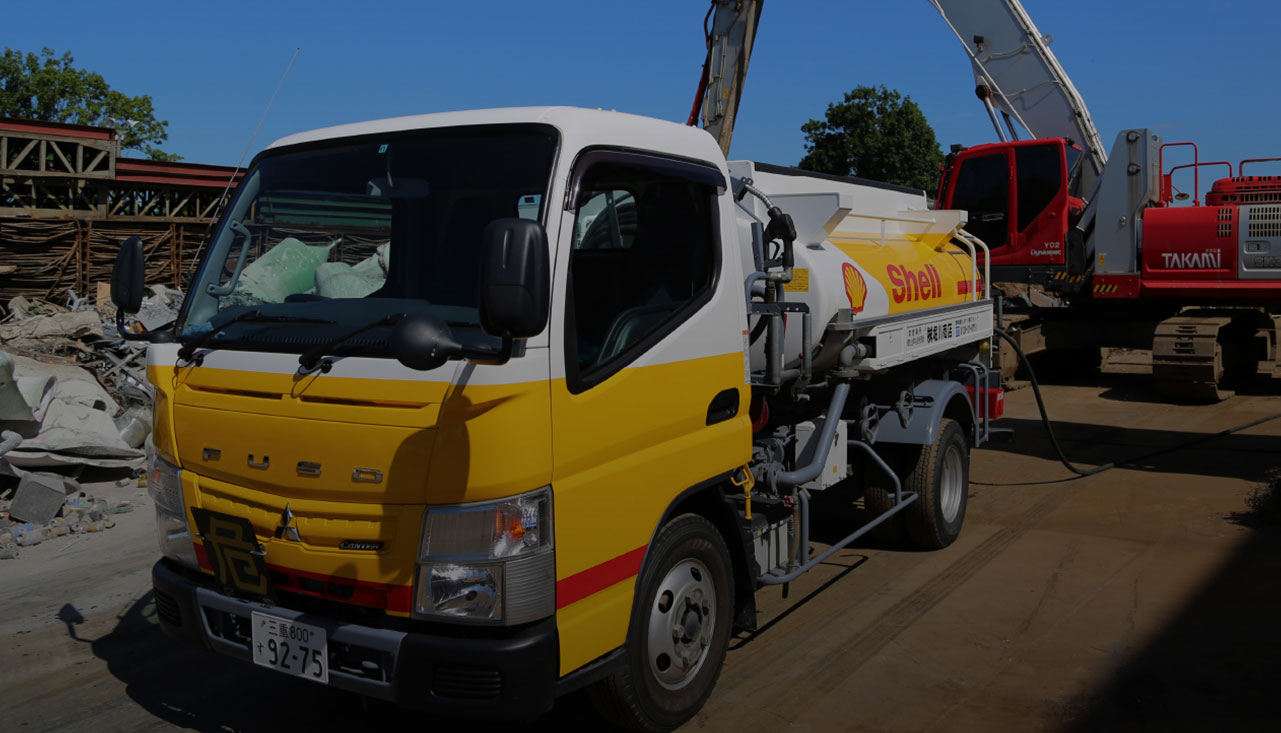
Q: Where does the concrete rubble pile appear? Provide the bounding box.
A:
[0,286,176,559]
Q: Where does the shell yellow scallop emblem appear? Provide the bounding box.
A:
[842,263,867,313]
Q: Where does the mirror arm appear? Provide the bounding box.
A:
[206,220,252,297]
[115,310,149,342]
[460,334,514,366]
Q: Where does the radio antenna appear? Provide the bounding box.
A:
[187,47,300,278]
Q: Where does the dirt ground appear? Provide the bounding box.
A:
[2,359,1279,732]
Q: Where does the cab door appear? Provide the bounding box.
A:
[945,148,1013,258]
[1011,142,1070,266]
[547,151,750,674]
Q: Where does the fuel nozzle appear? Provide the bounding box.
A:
[765,206,796,268]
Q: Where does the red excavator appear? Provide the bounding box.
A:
[691,0,1280,400]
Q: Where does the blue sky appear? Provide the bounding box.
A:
[7,0,1279,196]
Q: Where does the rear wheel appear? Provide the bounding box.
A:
[902,418,969,549]
[590,514,733,732]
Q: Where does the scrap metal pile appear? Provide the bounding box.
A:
[0,286,179,558]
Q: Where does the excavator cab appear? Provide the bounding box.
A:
[938,138,1088,289]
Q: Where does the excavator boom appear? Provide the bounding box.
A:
[693,0,764,156]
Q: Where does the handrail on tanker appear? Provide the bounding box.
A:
[953,228,991,303]
[840,210,936,247]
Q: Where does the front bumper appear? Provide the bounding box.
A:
[152,559,558,717]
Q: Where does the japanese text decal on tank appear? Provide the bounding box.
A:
[843,263,868,313]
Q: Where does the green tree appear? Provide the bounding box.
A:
[0,47,180,161]
[799,85,942,192]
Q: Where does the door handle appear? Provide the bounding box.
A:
[706,389,740,426]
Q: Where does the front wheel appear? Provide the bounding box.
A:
[590,514,733,732]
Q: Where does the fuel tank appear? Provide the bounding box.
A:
[731,162,986,373]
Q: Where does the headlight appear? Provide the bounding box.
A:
[414,487,554,625]
[147,452,198,570]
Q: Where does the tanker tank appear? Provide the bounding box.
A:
[731,161,992,378]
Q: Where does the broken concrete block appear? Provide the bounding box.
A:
[10,472,67,524]
[0,353,34,422]
[0,544,17,560]
[0,310,104,341]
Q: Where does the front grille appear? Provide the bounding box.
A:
[154,589,183,627]
[204,608,252,647]
[432,665,503,700]
[330,642,394,683]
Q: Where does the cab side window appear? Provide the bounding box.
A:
[567,159,718,390]
[1015,144,1063,231]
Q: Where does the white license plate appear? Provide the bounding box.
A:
[251,612,329,684]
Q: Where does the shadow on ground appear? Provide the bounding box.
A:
[1060,511,1281,730]
[86,591,615,731]
[1016,358,1281,405]
[978,414,1281,483]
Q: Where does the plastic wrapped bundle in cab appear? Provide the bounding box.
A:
[234,238,334,302]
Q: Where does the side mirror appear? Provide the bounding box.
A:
[479,218,550,340]
[392,313,459,371]
[111,236,145,314]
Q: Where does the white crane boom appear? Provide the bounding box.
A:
[927,0,1107,190]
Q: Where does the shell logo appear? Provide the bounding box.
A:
[842,263,867,313]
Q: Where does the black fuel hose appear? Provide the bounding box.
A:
[990,327,1281,483]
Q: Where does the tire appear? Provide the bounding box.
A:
[902,418,969,549]
[590,514,734,732]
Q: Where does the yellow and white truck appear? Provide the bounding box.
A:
[112,106,1003,731]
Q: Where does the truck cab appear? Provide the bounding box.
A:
[143,106,753,717]
[937,138,1088,288]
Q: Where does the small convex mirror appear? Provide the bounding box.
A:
[391,313,459,371]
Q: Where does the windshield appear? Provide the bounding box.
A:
[179,125,557,359]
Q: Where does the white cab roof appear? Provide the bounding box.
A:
[264,106,726,170]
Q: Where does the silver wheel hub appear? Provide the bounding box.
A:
[647,558,716,690]
[940,443,964,523]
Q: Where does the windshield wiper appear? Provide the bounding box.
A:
[298,313,407,372]
[178,310,336,363]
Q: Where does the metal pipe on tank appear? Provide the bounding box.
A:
[766,311,782,385]
[774,347,856,487]
[750,221,766,272]
[801,311,813,381]
[787,496,802,574]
